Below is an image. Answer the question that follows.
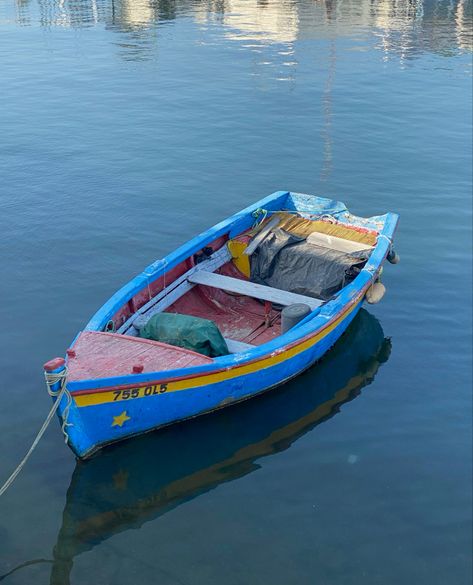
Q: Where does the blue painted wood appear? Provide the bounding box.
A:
[52,191,399,458]
[188,270,322,309]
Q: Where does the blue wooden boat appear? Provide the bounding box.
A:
[44,191,399,458]
[47,309,390,585]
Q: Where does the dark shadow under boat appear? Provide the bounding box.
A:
[48,308,391,585]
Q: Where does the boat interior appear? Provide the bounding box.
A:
[67,209,381,381]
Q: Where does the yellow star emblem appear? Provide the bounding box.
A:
[112,410,131,427]
[112,469,129,491]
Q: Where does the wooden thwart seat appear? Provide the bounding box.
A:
[188,270,322,311]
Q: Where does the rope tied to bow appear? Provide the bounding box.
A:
[252,207,268,227]
[44,367,73,443]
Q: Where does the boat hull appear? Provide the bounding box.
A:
[47,309,390,585]
[61,296,364,458]
[47,190,399,458]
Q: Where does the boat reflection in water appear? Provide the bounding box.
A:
[50,308,391,585]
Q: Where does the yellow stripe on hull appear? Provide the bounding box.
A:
[74,298,362,408]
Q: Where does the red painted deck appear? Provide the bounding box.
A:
[166,261,282,346]
[68,252,286,382]
[67,331,212,381]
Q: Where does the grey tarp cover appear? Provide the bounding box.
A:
[139,313,229,357]
[250,228,370,301]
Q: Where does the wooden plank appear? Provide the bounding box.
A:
[117,245,232,335]
[188,271,322,310]
[224,337,255,353]
[244,215,280,256]
[307,231,373,253]
[67,331,212,381]
[126,280,195,335]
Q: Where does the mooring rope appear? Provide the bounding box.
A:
[0,369,71,498]
[0,558,53,582]
[46,369,74,443]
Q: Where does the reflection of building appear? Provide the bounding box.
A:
[14,0,473,56]
[18,0,111,28]
[456,0,473,51]
[114,0,155,28]
[195,0,300,43]
[372,0,472,58]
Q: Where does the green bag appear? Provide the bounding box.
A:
[139,313,229,358]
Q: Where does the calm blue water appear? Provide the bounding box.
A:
[0,1,471,583]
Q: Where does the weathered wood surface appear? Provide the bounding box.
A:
[306,231,374,253]
[117,245,232,335]
[188,270,322,310]
[244,215,280,256]
[67,331,212,381]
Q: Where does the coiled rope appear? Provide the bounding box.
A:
[252,207,268,227]
[0,369,72,498]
